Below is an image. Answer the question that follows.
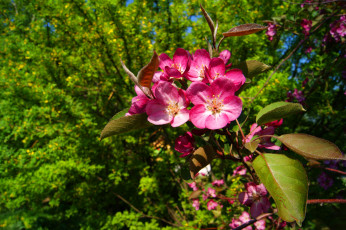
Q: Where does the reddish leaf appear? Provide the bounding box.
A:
[137,51,159,88]
[188,190,202,200]
[223,23,267,37]
[200,4,215,40]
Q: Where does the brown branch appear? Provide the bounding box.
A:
[282,0,344,5]
[307,199,346,204]
[113,193,181,227]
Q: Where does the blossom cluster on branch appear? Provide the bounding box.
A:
[127,48,245,131]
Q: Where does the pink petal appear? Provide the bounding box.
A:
[159,53,173,70]
[218,50,231,64]
[186,81,212,105]
[205,113,230,130]
[222,96,243,121]
[256,184,267,196]
[193,49,211,65]
[128,95,150,115]
[189,104,211,129]
[187,50,210,82]
[154,82,178,105]
[173,48,189,73]
[165,67,182,79]
[210,77,236,100]
[152,71,164,83]
[171,108,189,127]
[208,58,226,82]
[146,101,172,125]
[178,89,189,108]
[225,68,246,91]
[259,143,281,150]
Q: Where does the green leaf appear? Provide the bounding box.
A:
[137,51,159,88]
[222,23,267,37]
[189,145,216,179]
[253,154,308,226]
[256,101,305,125]
[233,60,271,79]
[277,134,345,160]
[110,108,130,121]
[244,139,260,153]
[100,113,152,140]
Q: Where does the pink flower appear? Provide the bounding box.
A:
[305,47,313,54]
[205,58,246,90]
[207,187,217,197]
[229,219,242,229]
[186,77,243,130]
[245,123,280,150]
[127,86,151,116]
[266,23,277,41]
[186,49,211,82]
[243,155,253,162]
[230,212,253,230]
[264,119,283,128]
[187,182,198,191]
[238,183,271,218]
[212,179,224,187]
[207,200,218,210]
[175,131,195,157]
[233,165,247,176]
[146,81,189,127]
[330,15,346,42]
[254,219,266,230]
[218,49,232,68]
[301,19,312,36]
[192,199,200,210]
[159,48,190,79]
[239,211,251,223]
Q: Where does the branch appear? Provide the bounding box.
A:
[113,193,181,227]
[307,199,346,204]
[248,13,334,106]
[282,0,344,5]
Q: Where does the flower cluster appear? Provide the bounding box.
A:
[128,48,245,132]
[187,178,225,211]
[301,19,312,36]
[238,182,271,218]
[229,211,266,230]
[266,23,277,41]
[287,89,305,104]
[245,119,283,150]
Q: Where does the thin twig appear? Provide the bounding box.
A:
[113,193,181,227]
[236,119,246,144]
[307,199,346,204]
[248,13,334,106]
[282,0,343,5]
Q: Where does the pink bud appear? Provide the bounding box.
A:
[175,132,195,157]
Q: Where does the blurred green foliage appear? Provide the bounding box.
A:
[0,0,345,229]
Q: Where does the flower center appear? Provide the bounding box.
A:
[198,65,206,78]
[206,95,223,115]
[167,102,180,116]
[172,63,183,74]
